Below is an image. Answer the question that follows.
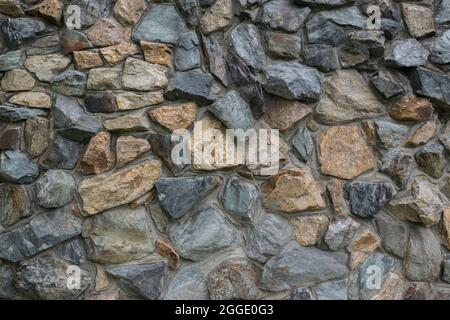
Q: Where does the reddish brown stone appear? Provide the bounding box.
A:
[141,41,173,68]
[155,239,180,270]
[81,131,116,175]
[389,96,434,121]
[86,19,131,47]
[264,96,311,131]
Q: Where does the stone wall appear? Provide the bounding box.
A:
[0,0,450,300]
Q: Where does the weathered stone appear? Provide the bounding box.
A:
[24,53,71,82]
[337,30,385,68]
[64,0,111,28]
[165,70,214,105]
[410,67,450,106]
[436,0,450,25]
[174,32,200,71]
[204,35,227,86]
[316,70,385,124]
[443,254,450,283]
[0,50,23,71]
[325,217,360,251]
[0,0,23,17]
[9,92,52,109]
[259,0,310,33]
[36,170,75,208]
[164,264,208,300]
[291,215,328,246]
[86,19,130,47]
[141,41,173,68]
[51,70,87,97]
[347,228,380,269]
[414,143,445,178]
[221,176,260,221]
[87,68,121,90]
[116,91,164,111]
[389,96,433,122]
[155,239,180,270]
[230,23,266,70]
[1,69,35,92]
[24,117,50,157]
[306,14,345,46]
[116,136,151,167]
[84,91,117,113]
[0,184,30,228]
[60,29,92,54]
[292,125,314,163]
[176,0,202,28]
[376,212,408,258]
[80,132,115,175]
[103,111,151,132]
[1,17,50,49]
[317,6,366,29]
[82,206,155,263]
[302,44,339,73]
[43,138,83,170]
[402,3,435,39]
[24,33,61,55]
[408,117,439,147]
[73,51,103,70]
[380,148,414,189]
[315,279,348,300]
[170,206,240,261]
[426,30,450,65]
[0,207,82,262]
[0,263,16,299]
[113,0,147,26]
[263,96,310,132]
[385,39,429,67]
[0,103,47,121]
[149,102,197,132]
[327,179,348,218]
[156,176,220,219]
[122,57,168,91]
[27,0,64,25]
[443,208,450,249]
[370,69,405,99]
[293,0,352,6]
[265,32,301,59]
[0,150,38,184]
[100,42,140,65]
[318,125,375,180]
[208,90,254,130]
[0,125,20,150]
[149,133,186,175]
[373,120,409,149]
[201,0,232,34]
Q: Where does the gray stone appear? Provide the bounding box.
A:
[436,0,450,25]
[0,263,16,299]
[292,124,314,162]
[426,30,450,65]
[43,138,83,170]
[105,260,167,300]
[0,103,48,122]
[221,176,260,221]
[380,148,414,189]
[148,133,186,175]
[260,241,348,291]
[370,69,405,99]
[60,29,92,53]
[373,120,409,149]
[204,35,228,86]
[381,18,403,40]
[385,39,429,67]
[26,34,62,56]
[344,181,396,219]
[259,0,310,33]
[230,23,266,70]
[294,0,352,6]
[1,17,50,49]
[133,4,187,45]
[287,287,313,300]
[176,0,201,28]
[337,30,385,68]
[64,0,111,28]
[155,176,220,219]
[306,14,345,46]
[164,264,208,299]
[0,184,30,228]
[0,150,39,184]
[302,44,339,73]
[0,207,82,262]
[245,213,292,263]
[0,125,20,150]
[208,90,254,130]
[443,255,450,283]
[315,279,348,300]
[174,31,200,71]
[265,32,302,59]
[0,50,23,71]
[36,170,76,208]
[51,70,87,97]
[264,61,322,101]
[318,6,366,29]
[164,70,214,106]
[414,143,445,178]
[376,212,408,258]
[410,67,450,106]
[169,206,240,261]
[324,217,360,251]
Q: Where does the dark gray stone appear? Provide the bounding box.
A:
[306,14,345,46]
[26,34,62,56]
[293,0,352,6]
[265,32,302,59]
[0,263,16,299]
[36,170,76,208]
[208,90,254,130]
[230,23,266,70]
[60,29,92,54]
[443,255,450,283]
[315,279,348,300]
[381,18,403,40]
[292,125,314,162]
[164,70,214,106]
[385,39,429,67]
[370,69,405,99]
[0,50,23,71]
[174,31,200,71]
[287,287,313,300]
[259,0,310,33]
[337,30,385,68]
[43,138,83,170]
[204,35,228,86]
[324,217,360,251]
[0,184,30,228]
[51,70,87,97]
[164,264,208,299]
[0,103,48,122]
[302,44,339,73]
[0,150,39,184]
[1,17,50,49]
[148,133,186,175]
[0,125,20,150]
[65,0,112,28]
[155,176,221,219]
[318,6,366,29]
[221,176,260,221]
[380,148,414,189]
[414,143,445,178]
[426,30,450,65]
[175,0,201,28]
[410,67,450,107]
[84,92,117,113]
[373,120,409,149]
[375,212,408,258]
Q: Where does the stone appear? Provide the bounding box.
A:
[28,34,61,55]
[149,102,197,132]
[84,91,117,113]
[326,179,348,218]
[208,91,254,130]
[73,51,103,70]
[443,255,450,283]
[436,0,450,25]
[43,138,83,170]
[260,242,348,291]
[306,14,344,46]
[0,103,47,122]
[337,30,385,68]
[222,176,260,221]
[292,125,314,162]
[265,32,302,59]
[259,0,310,33]
[36,170,75,208]
[156,176,220,219]
[155,239,180,270]
[385,39,429,67]
[122,58,168,91]
[51,70,87,97]
[414,143,445,178]
[116,136,151,167]
[24,53,71,82]
[201,0,232,34]
[404,226,442,281]
[302,44,339,73]
[293,0,351,5]
[87,68,121,90]
[204,35,227,86]
[376,212,408,258]
[164,264,208,300]
[245,214,292,263]
[103,111,151,132]
[317,6,366,29]
[0,17,49,49]
[1,69,35,92]
[324,217,360,251]
[174,32,200,71]
[113,0,147,26]
[410,67,450,106]
[100,42,140,65]
[380,148,414,189]
[141,41,173,68]
[443,208,450,249]
[402,4,435,39]
[0,125,20,150]
[86,19,130,47]
[169,206,240,261]
[315,279,348,300]
[348,229,380,269]
[389,96,433,122]
[9,92,52,109]
[165,70,214,105]
[0,263,16,299]
[0,150,38,184]
[370,70,405,99]
[207,258,260,300]
[230,23,266,70]
[82,206,155,263]
[0,207,82,262]
[64,0,111,28]
[24,117,50,157]
[263,96,311,132]
[80,132,115,175]
[387,178,444,226]
[318,125,375,180]
[316,70,385,124]
[78,160,162,215]
[149,133,186,175]
[26,0,64,25]
[60,29,92,54]
[262,168,325,213]
[0,0,23,17]
[106,260,167,300]
[0,50,23,71]
[264,61,321,101]
[426,30,450,65]
[407,117,439,147]
[0,184,30,228]
[291,215,328,246]
[133,4,187,45]
[116,91,164,110]
[373,120,409,149]
[176,0,202,28]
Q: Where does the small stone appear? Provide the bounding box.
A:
[81,132,116,175]
[201,0,232,34]
[373,120,409,149]
[24,117,50,157]
[443,208,450,250]
[51,70,87,97]
[73,51,103,70]
[265,32,301,60]
[402,3,435,39]
[414,143,445,178]
[64,0,111,29]
[385,39,429,67]
[337,30,385,68]
[155,239,180,270]
[370,70,405,99]
[100,42,140,65]
[26,0,64,25]
[318,125,375,180]
[324,217,360,251]
[0,125,20,150]
[43,138,82,170]
[263,96,311,131]
[113,0,147,26]
[28,34,62,56]
[230,23,266,70]
[293,0,352,6]
[259,0,310,33]
[0,150,38,184]
[347,229,380,269]
[174,31,200,71]
[0,17,49,49]
[315,279,348,300]
[1,69,35,92]
[0,50,23,71]
[291,215,328,246]
[0,0,23,17]
[78,160,162,215]
[0,263,16,299]
[156,176,220,219]
[204,35,227,86]
[443,255,450,283]
[60,29,92,54]
[165,70,214,106]
[9,92,52,109]
[24,53,71,82]
[86,19,130,47]
[122,57,168,91]
[164,264,208,300]
[87,68,121,90]
[116,136,151,167]
[302,44,339,73]
[327,179,348,218]
[221,176,260,221]
[292,125,314,163]
[116,91,164,111]
[306,14,344,46]
[141,41,173,68]
[103,111,151,132]
[208,90,254,130]
[149,133,186,175]
[0,103,47,122]
[410,67,450,106]
[376,212,408,258]
[36,170,75,208]
[425,30,450,65]
[0,184,30,228]
[380,148,414,189]
[84,91,117,113]
[149,102,197,132]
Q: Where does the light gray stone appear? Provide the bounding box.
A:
[221,176,260,221]
[230,23,266,70]
[36,170,76,208]
[385,39,429,67]
[0,150,39,184]
[208,90,254,130]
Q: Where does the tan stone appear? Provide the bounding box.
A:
[128,189,156,209]
[201,0,233,34]
[78,159,162,215]
[73,51,103,70]
[116,135,151,167]
[100,42,140,65]
[81,132,116,175]
[149,103,197,132]
[114,0,147,26]
[141,41,173,68]
[263,96,311,131]
[371,272,406,300]
[87,68,121,90]
[442,208,450,249]
[27,0,64,25]
[291,215,328,246]
[318,125,375,180]
[122,57,168,91]
[361,120,377,145]
[116,91,164,110]
[262,168,326,213]
[389,96,433,121]
[407,117,439,147]
[95,265,110,292]
[1,69,35,91]
[103,111,151,132]
[86,19,131,47]
[9,92,52,109]
[327,179,348,218]
[155,239,180,270]
[0,0,24,17]
[402,3,435,39]
[348,229,380,269]
[24,54,71,82]
[24,117,50,157]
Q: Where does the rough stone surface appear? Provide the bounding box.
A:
[116,136,151,167]
[410,67,450,106]
[80,132,116,175]
[347,228,380,269]
[303,44,339,73]
[0,150,39,184]
[385,39,429,67]
[103,111,151,132]
[292,124,314,162]
[415,143,445,178]
[208,91,254,130]
[263,96,311,132]
[36,170,76,208]
[376,212,408,258]
[141,41,173,69]
[0,104,48,121]
[2,69,35,92]
[380,148,414,189]
[402,4,435,39]
[266,32,302,59]
[123,57,168,91]
[43,138,83,170]
[51,70,87,97]
[24,53,71,82]
[116,91,164,111]
[291,215,328,246]
[24,117,50,157]
[221,176,260,221]
[0,184,30,228]
[149,102,197,132]
[86,19,130,47]
[260,0,310,33]
[113,0,147,26]
[9,92,52,109]
[201,0,232,34]
[230,23,266,70]
[165,70,213,105]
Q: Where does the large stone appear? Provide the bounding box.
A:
[0,150,38,184]
[78,160,161,215]
[0,0,23,17]
[27,0,63,26]
[302,44,339,73]
[43,138,83,170]
[201,0,232,34]
[347,228,380,269]
[103,111,151,132]
[263,96,311,132]
[385,39,429,67]
[414,143,445,178]
[122,57,168,91]
[318,125,375,180]
[100,42,140,65]
[60,29,92,54]
[155,176,220,219]
[1,69,35,92]
[113,0,147,26]
[0,17,50,49]
[402,3,435,39]
[0,103,47,122]
[116,91,164,110]
[24,53,71,82]
[82,206,156,263]
[73,51,103,70]
[51,70,87,97]
[292,124,314,163]
[9,92,52,109]
[80,132,115,175]
[36,170,75,208]
[64,0,111,28]
[389,96,433,122]
[221,176,260,221]
[165,70,214,105]
[291,214,328,247]
[24,117,50,157]
[426,30,450,65]
[141,41,173,69]
[86,19,130,47]
[87,68,121,90]
[259,0,310,33]
[230,23,266,70]
[376,212,408,258]
[208,91,254,130]
[380,148,414,189]
[149,102,197,132]
[0,184,30,228]
[306,14,344,46]
[0,50,23,71]
[116,136,151,167]
[84,92,117,113]
[266,32,302,59]
[410,67,450,106]
[370,69,405,99]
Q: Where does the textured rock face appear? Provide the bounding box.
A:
[116,136,150,167]
[208,91,254,130]
[149,102,197,132]
[291,215,328,246]
[0,150,39,183]
[221,176,260,221]
[80,132,115,175]
[36,170,76,208]
[0,184,30,228]
[230,23,266,70]
[122,57,168,91]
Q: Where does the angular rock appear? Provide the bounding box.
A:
[122,57,168,91]
[43,138,82,170]
[81,132,115,175]
[103,111,151,132]
[116,136,151,167]
[410,67,450,106]
[86,19,130,47]
[113,0,147,26]
[0,50,23,71]
[402,3,435,39]
[337,30,385,68]
[24,117,50,157]
[1,69,35,92]
[315,279,348,300]
[84,91,117,113]
[27,0,63,26]
[263,96,310,131]
[174,32,200,71]
[148,133,186,175]
[165,70,214,105]
[0,125,20,150]
[0,263,16,299]
[9,92,52,109]
[149,102,197,132]
[24,53,71,82]
[0,184,30,228]
[414,143,445,178]
[0,0,23,17]
[291,215,328,247]
[389,96,433,121]
[155,239,180,270]
[116,91,164,111]
[376,212,408,258]
[292,125,314,163]
[0,103,47,122]
[317,6,366,28]
[0,150,38,184]
[373,120,409,149]
[306,14,344,46]
[164,264,208,300]
[73,50,103,70]
[204,35,227,85]
[265,32,302,59]
[36,170,75,208]
[259,0,310,33]
[0,17,49,49]
[302,44,339,73]
[64,0,111,28]
[443,208,450,250]
[347,228,380,269]
[380,148,414,189]
[208,90,254,130]
[51,70,87,97]
[370,69,405,99]
[325,217,360,251]
[436,0,450,25]
[60,29,92,54]
[407,117,439,147]
[426,30,450,65]
[385,39,429,67]
[230,23,266,70]
[201,0,232,34]
[87,68,121,91]
[141,41,173,68]
[221,176,260,221]
[100,42,140,65]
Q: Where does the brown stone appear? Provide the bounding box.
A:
[1,69,35,92]
[318,125,375,180]
[348,228,380,269]
[141,41,173,68]
[0,0,24,17]
[60,29,92,54]
[9,92,52,109]
[443,208,450,249]
[361,120,377,145]
[24,117,50,157]
[87,68,121,90]
[371,272,406,300]
[0,125,20,150]
[291,215,328,246]
[103,111,151,132]
[327,179,348,218]
[201,0,233,34]
[73,51,103,70]
[263,96,311,131]
[116,91,164,111]
[86,19,131,47]
[0,184,29,228]
[114,0,147,26]
[402,3,435,39]
[262,168,326,213]
[95,265,110,292]
[389,96,433,121]
[155,239,180,270]
[149,103,197,132]
[78,159,162,215]
[100,42,140,65]
[24,54,71,82]
[80,131,116,175]
[407,117,439,147]
[116,135,151,167]
[27,0,64,25]
[128,189,156,209]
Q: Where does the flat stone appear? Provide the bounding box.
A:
[318,125,375,180]
[113,0,147,26]
[201,0,232,34]
[0,150,38,184]
[292,124,314,162]
[208,90,254,130]
[0,125,20,150]
[155,176,220,219]
[149,102,197,132]
[0,50,23,71]
[230,23,266,70]
[100,42,140,65]
[116,91,164,111]
[1,69,35,92]
[402,3,435,39]
[263,96,311,132]
[347,228,380,269]
[36,170,75,208]
[315,279,348,300]
[174,32,200,71]
[73,51,103,70]
[60,29,92,54]
[86,19,130,47]
[82,206,156,263]
[389,96,433,121]
[325,217,360,251]
[0,17,50,49]
[27,35,61,56]
[221,176,260,221]
[84,91,117,113]
[169,206,240,261]
[80,132,115,175]
[26,0,64,25]
[302,44,339,73]
[24,117,50,157]
[317,6,366,28]
[291,214,328,246]
[78,159,162,215]
[306,14,344,46]
[122,57,168,91]
[380,148,414,189]
[443,208,450,250]
[24,53,71,82]
[43,138,83,170]
[265,32,302,59]
[414,143,445,178]
[370,69,405,99]
[259,0,310,33]
[164,264,208,300]
[116,136,151,167]
[0,0,23,17]
[0,207,82,262]
[373,120,409,149]
[103,111,151,132]
[385,39,429,67]
[141,41,173,68]
[0,103,47,121]
[51,70,87,97]
[426,30,450,65]
[376,212,408,258]
[165,70,214,105]
[410,67,450,106]
[87,68,121,90]
[9,92,52,109]
[408,117,439,147]
[0,184,30,228]
[64,0,111,28]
